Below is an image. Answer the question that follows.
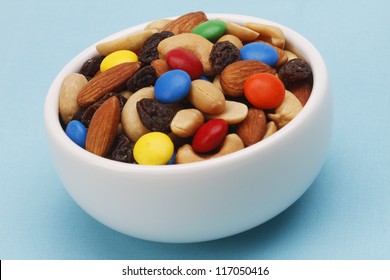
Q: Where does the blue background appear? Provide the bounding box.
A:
[1,0,389,259]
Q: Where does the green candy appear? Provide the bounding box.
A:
[192,20,227,41]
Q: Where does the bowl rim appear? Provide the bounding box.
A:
[45,13,328,175]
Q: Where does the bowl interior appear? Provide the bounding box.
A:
[45,13,328,173]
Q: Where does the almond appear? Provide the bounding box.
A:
[77,62,141,107]
[220,60,276,96]
[287,80,312,106]
[86,96,120,157]
[236,108,266,147]
[163,11,208,34]
[150,58,170,77]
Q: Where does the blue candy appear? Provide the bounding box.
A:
[240,42,279,67]
[65,120,87,148]
[199,75,210,81]
[154,70,191,103]
[167,150,177,165]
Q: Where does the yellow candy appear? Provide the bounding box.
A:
[134,132,174,165]
[100,50,138,72]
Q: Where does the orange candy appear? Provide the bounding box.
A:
[244,73,285,109]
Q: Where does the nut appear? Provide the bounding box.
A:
[170,108,204,138]
[288,80,312,106]
[236,108,266,146]
[245,22,286,49]
[223,20,259,41]
[59,73,88,124]
[86,96,120,156]
[273,45,288,68]
[268,90,303,128]
[262,121,278,139]
[187,79,225,114]
[77,62,141,107]
[121,86,154,142]
[157,33,214,75]
[96,30,156,56]
[205,100,248,124]
[220,60,276,96]
[175,134,245,164]
[144,19,172,32]
[150,58,170,77]
[118,90,132,100]
[162,11,208,34]
[212,75,223,92]
[285,50,298,61]
[217,34,244,49]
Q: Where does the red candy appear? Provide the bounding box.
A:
[192,119,228,153]
[244,73,285,109]
[166,48,203,79]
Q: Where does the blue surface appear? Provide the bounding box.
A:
[1,0,389,260]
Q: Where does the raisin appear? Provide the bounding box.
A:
[71,108,85,123]
[210,41,242,74]
[110,133,135,163]
[277,58,312,86]
[117,95,128,112]
[127,66,157,92]
[79,55,104,78]
[138,31,174,65]
[72,93,121,127]
[136,98,174,133]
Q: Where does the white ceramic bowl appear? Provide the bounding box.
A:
[45,13,332,243]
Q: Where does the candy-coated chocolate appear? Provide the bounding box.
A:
[240,42,278,67]
[244,73,285,109]
[154,70,191,103]
[192,20,227,41]
[192,119,228,153]
[100,50,138,72]
[167,151,177,165]
[199,75,210,81]
[65,120,87,148]
[133,132,174,165]
[166,48,203,79]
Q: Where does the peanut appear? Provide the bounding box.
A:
[175,134,244,164]
[170,109,204,138]
[223,20,259,41]
[268,90,303,128]
[144,19,172,32]
[217,34,244,49]
[262,121,278,139]
[245,23,286,49]
[187,79,226,115]
[205,101,248,124]
[59,73,88,124]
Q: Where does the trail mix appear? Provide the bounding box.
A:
[59,11,313,165]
